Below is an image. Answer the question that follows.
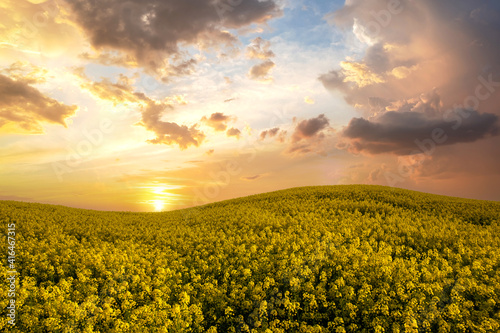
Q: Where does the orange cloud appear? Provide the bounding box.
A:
[286,114,332,155]
[246,37,275,60]
[226,127,241,139]
[340,61,385,88]
[140,103,205,149]
[0,69,77,134]
[248,59,275,82]
[76,69,204,149]
[201,112,235,132]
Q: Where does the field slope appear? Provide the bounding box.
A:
[1,185,500,332]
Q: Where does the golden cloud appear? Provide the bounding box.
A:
[340,61,385,88]
[0,68,77,134]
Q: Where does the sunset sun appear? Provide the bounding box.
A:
[152,200,165,212]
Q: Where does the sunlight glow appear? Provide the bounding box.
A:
[152,200,165,212]
[138,183,185,211]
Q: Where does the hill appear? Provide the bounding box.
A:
[1,185,500,332]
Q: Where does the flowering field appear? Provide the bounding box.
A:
[1,185,500,332]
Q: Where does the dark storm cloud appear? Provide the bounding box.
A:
[320,0,500,176]
[63,0,281,76]
[321,0,500,113]
[291,114,330,143]
[342,110,499,155]
[0,74,77,133]
[285,114,331,155]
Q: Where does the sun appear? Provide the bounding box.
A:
[152,200,165,212]
[139,183,184,211]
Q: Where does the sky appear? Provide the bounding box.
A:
[0,0,499,212]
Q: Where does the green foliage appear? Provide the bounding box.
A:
[1,185,500,332]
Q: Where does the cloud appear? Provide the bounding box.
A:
[79,53,199,82]
[259,127,287,143]
[320,0,500,184]
[339,61,385,88]
[342,109,499,155]
[241,174,267,181]
[139,102,205,149]
[246,37,275,60]
[246,37,276,82]
[368,164,389,183]
[63,0,281,77]
[226,127,241,138]
[286,114,331,155]
[259,127,280,140]
[1,62,48,84]
[75,68,147,105]
[0,0,84,60]
[201,112,234,132]
[291,114,330,143]
[248,59,275,82]
[321,0,500,114]
[304,96,315,104]
[0,71,77,134]
[258,116,333,156]
[76,69,204,149]
[78,52,137,68]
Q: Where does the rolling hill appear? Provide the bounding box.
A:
[1,185,500,332]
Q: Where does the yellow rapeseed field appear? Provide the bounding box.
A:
[1,185,500,332]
